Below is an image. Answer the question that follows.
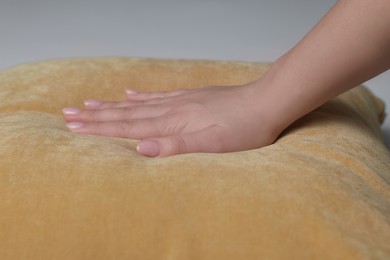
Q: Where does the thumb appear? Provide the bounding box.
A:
[136,127,224,157]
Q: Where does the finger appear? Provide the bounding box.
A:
[84,100,161,109]
[84,100,129,109]
[65,118,165,139]
[82,89,192,109]
[63,104,169,122]
[84,96,173,109]
[125,89,190,101]
[136,126,225,157]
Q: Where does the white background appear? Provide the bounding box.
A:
[1,0,389,146]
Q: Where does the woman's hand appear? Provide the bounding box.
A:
[63,0,390,158]
[62,83,283,157]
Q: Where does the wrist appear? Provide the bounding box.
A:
[243,57,308,136]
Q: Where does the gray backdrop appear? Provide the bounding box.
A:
[1,0,389,146]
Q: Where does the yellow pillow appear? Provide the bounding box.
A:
[0,57,389,259]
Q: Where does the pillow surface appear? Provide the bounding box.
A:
[0,58,389,260]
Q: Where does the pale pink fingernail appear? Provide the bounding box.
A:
[137,140,160,157]
[66,122,85,130]
[126,89,139,95]
[84,100,103,107]
[62,108,81,116]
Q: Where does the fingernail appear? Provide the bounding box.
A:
[66,122,85,130]
[137,140,160,157]
[84,100,103,107]
[62,108,81,116]
[126,89,139,95]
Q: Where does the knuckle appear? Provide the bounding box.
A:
[124,106,138,116]
[118,119,131,134]
[159,114,187,136]
[136,100,148,105]
[166,135,188,155]
[87,109,99,120]
[175,135,188,154]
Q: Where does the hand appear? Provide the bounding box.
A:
[62,83,283,157]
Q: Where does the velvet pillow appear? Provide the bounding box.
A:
[0,58,389,259]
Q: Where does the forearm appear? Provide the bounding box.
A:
[253,0,390,130]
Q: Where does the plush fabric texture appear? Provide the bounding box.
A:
[0,57,389,260]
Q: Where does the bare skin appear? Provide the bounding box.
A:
[63,0,390,157]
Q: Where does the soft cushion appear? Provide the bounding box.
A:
[0,57,389,259]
